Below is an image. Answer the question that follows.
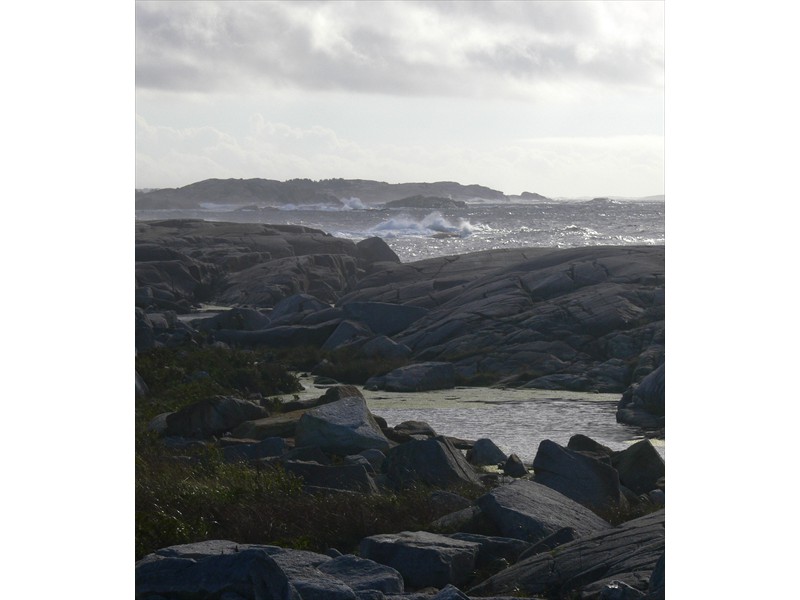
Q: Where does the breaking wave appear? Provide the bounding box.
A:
[370,212,490,238]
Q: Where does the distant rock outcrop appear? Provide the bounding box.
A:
[136,177,507,209]
[382,195,467,209]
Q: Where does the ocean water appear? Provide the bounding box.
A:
[137,198,665,455]
[136,197,664,263]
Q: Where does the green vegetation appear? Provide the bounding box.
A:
[136,441,479,560]
[135,346,302,424]
[135,343,472,560]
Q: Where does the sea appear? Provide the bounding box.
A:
[136,197,665,458]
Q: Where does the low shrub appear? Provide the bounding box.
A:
[135,346,301,423]
[135,443,479,560]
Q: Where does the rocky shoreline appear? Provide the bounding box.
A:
[135,219,665,599]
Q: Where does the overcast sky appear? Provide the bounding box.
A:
[135,0,664,198]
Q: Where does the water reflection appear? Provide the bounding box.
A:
[297,379,664,463]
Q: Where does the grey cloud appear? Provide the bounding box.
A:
[136,1,662,96]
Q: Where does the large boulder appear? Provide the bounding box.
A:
[532,439,625,514]
[466,438,508,467]
[468,510,665,598]
[359,531,480,589]
[617,364,665,428]
[164,396,270,439]
[611,439,665,495]
[475,479,611,543]
[295,395,390,455]
[383,435,483,490]
[136,546,300,600]
[281,460,379,494]
[367,362,456,392]
[317,554,405,594]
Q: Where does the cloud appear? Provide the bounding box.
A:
[136,1,663,99]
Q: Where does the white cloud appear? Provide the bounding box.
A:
[136,1,664,99]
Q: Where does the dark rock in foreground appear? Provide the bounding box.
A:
[468,510,665,598]
[532,439,625,514]
[384,435,483,490]
[475,479,611,543]
[617,364,665,428]
[359,531,480,589]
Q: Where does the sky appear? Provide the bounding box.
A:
[135,0,664,198]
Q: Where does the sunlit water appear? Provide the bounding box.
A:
[294,377,664,463]
[136,198,664,263]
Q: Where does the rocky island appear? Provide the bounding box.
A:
[136,219,665,599]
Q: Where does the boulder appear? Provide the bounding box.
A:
[467,510,665,599]
[383,436,483,490]
[369,362,455,392]
[164,396,270,439]
[356,236,401,267]
[502,453,528,478]
[232,412,304,440]
[430,584,470,599]
[567,433,615,458]
[281,460,379,494]
[393,420,437,439]
[475,479,610,543]
[532,439,625,513]
[466,438,507,467]
[264,546,356,600]
[444,533,531,569]
[617,364,665,428]
[357,448,387,473]
[295,395,390,455]
[135,547,300,600]
[611,439,665,496]
[269,293,331,324]
[359,531,480,589]
[317,554,405,594]
[647,554,665,600]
